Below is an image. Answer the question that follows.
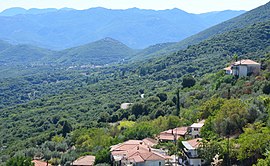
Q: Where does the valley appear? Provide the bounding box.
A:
[0,1,270,166]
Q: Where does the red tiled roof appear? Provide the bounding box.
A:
[187,138,202,149]
[173,127,188,135]
[110,140,144,151]
[73,155,95,166]
[190,120,205,128]
[32,160,51,166]
[142,138,158,147]
[158,127,188,141]
[224,66,232,71]
[111,140,168,163]
[234,59,260,65]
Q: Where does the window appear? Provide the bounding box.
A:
[194,128,199,131]
[159,161,161,166]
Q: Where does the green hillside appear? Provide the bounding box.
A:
[136,1,270,60]
[56,37,137,65]
[0,18,270,166]
[0,38,136,65]
[0,44,55,64]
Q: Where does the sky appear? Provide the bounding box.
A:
[0,0,269,13]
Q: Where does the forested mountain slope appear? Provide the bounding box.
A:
[56,37,137,65]
[0,18,269,162]
[0,38,136,65]
[134,21,270,80]
[0,44,55,64]
[140,1,270,60]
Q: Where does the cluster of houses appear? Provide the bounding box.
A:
[31,119,205,166]
[110,119,206,166]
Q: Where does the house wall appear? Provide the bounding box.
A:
[191,127,201,138]
[232,65,247,77]
[144,160,165,166]
[247,64,260,75]
[225,70,232,75]
[188,158,202,166]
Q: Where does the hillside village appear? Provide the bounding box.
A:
[28,58,264,166]
[0,1,270,166]
[31,119,206,166]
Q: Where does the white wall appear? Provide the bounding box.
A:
[191,127,201,138]
[144,160,165,166]
[188,158,202,166]
[238,65,248,77]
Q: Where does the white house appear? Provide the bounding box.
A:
[181,138,205,166]
[224,59,260,77]
[189,120,205,138]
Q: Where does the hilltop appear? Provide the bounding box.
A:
[0,38,136,65]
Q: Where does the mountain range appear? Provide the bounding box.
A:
[135,1,270,60]
[0,0,268,66]
[0,7,244,49]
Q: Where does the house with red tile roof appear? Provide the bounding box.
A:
[224,59,260,77]
[157,127,188,142]
[72,155,95,166]
[181,138,205,166]
[110,139,170,166]
[32,160,51,166]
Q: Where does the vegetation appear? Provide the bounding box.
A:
[0,4,270,166]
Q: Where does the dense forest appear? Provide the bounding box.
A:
[0,2,270,166]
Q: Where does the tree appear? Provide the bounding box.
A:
[156,93,167,102]
[131,103,147,118]
[237,123,270,164]
[214,99,248,136]
[262,83,270,94]
[254,153,270,166]
[95,148,111,164]
[198,140,223,165]
[182,75,196,88]
[233,53,238,62]
[175,88,180,116]
[6,156,34,166]
[62,121,72,137]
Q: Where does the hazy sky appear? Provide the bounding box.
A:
[0,0,269,13]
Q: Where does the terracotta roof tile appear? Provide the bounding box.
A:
[158,127,188,141]
[234,59,260,65]
[142,138,158,147]
[32,160,51,166]
[73,155,95,166]
[111,140,168,163]
[187,138,202,149]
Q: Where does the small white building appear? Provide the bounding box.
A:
[189,120,205,138]
[181,138,205,166]
[224,59,260,77]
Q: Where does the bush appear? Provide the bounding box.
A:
[182,75,196,88]
[6,156,34,166]
[262,83,270,94]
